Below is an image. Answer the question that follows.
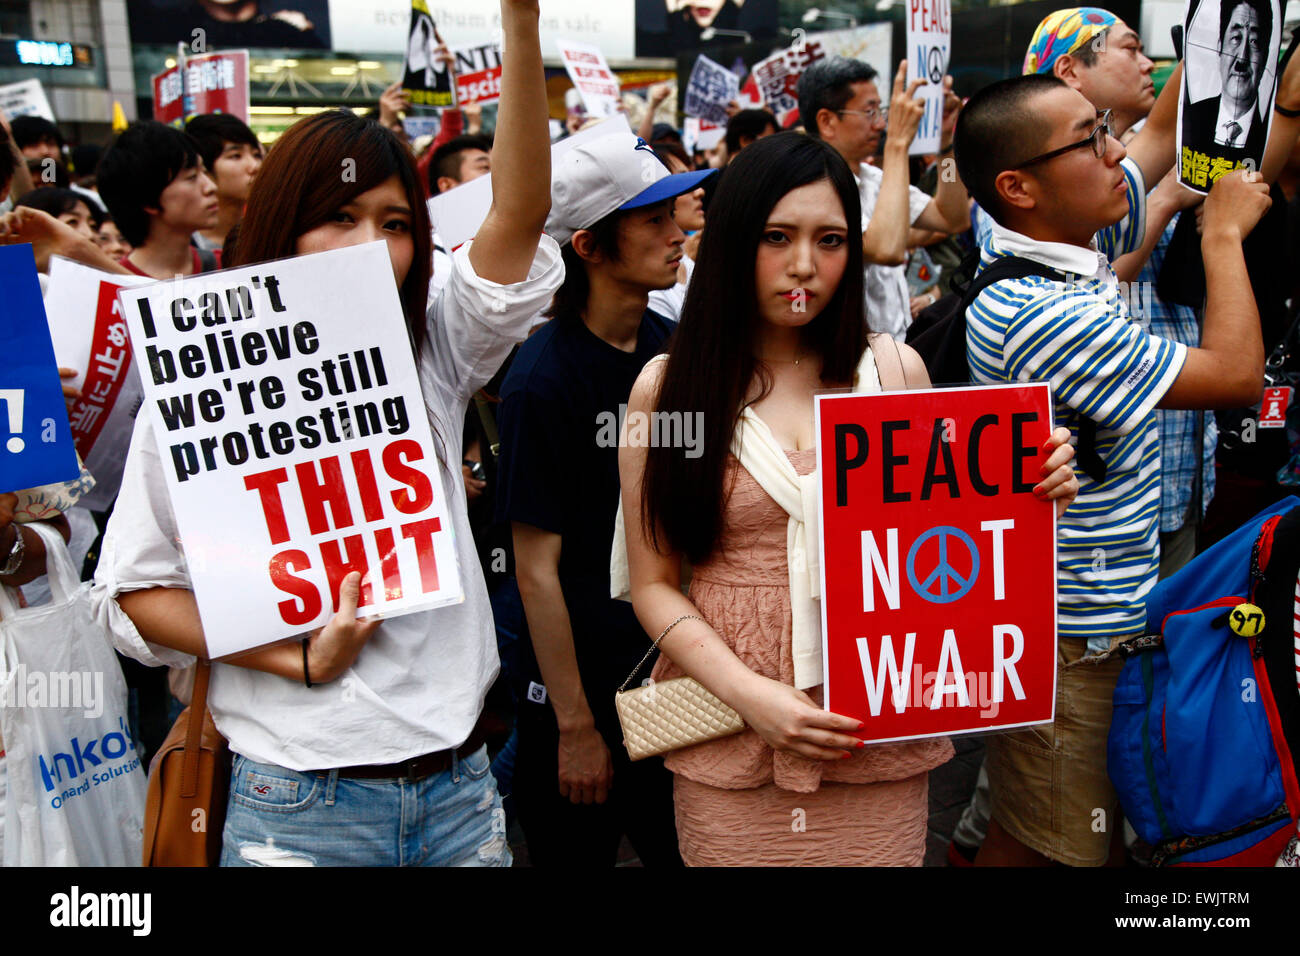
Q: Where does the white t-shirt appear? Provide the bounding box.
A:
[646,254,694,322]
[857,162,932,341]
[91,236,564,770]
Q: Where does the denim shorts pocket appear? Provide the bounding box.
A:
[230,757,323,813]
[457,744,492,782]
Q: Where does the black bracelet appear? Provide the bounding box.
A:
[301,638,313,688]
[1276,103,1300,118]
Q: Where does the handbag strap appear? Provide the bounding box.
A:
[180,661,211,799]
[618,614,704,693]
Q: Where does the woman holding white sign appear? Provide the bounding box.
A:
[618,132,1079,866]
[93,0,561,867]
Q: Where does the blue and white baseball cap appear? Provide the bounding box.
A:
[546,128,716,245]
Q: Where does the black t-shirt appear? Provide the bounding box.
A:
[496,310,673,699]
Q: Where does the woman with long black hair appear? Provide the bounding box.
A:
[618,132,1079,865]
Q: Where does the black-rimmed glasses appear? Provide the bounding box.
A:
[1013,109,1114,169]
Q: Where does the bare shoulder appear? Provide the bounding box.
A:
[629,353,669,411]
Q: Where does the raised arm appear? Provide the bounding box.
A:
[1125,62,1182,188]
[863,64,924,266]
[467,0,550,284]
[913,78,971,234]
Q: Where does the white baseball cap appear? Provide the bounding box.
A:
[545,129,716,246]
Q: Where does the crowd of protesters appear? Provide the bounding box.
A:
[0,0,1298,868]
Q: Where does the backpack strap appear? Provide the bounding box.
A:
[963,257,1115,484]
[195,246,218,273]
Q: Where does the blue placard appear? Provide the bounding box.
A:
[0,245,80,492]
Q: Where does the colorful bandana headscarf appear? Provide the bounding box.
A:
[1023,7,1119,76]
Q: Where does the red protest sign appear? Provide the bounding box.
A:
[453,42,503,106]
[151,50,249,127]
[69,280,134,460]
[815,383,1057,743]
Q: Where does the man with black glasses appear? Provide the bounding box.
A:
[953,72,1273,867]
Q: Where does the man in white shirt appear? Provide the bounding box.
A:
[797,56,971,340]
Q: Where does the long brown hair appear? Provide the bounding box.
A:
[230,110,433,350]
[641,132,867,564]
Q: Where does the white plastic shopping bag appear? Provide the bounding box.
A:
[0,522,145,866]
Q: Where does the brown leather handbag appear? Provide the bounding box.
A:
[142,662,231,866]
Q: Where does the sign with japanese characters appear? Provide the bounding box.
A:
[43,259,152,510]
[116,242,463,657]
[683,54,739,125]
[557,37,621,118]
[151,51,249,127]
[816,383,1058,742]
[1177,0,1280,192]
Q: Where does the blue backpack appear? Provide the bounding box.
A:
[1108,497,1300,865]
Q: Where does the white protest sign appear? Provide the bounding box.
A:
[905,0,952,154]
[683,54,739,125]
[0,79,55,122]
[44,259,153,511]
[557,38,621,118]
[453,40,503,106]
[117,243,462,658]
[428,117,628,251]
[682,116,724,155]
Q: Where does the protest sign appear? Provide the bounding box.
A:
[0,246,80,493]
[116,242,463,657]
[453,41,503,106]
[815,22,893,81]
[750,41,825,126]
[683,54,739,125]
[43,259,153,511]
[682,117,724,155]
[429,117,628,251]
[905,0,952,154]
[151,50,249,127]
[0,79,54,122]
[558,38,621,118]
[1177,0,1279,192]
[402,0,455,109]
[816,383,1057,742]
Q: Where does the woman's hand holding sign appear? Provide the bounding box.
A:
[1035,425,1079,519]
[303,571,380,683]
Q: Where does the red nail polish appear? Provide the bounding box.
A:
[1033,486,1046,497]
[857,722,865,730]
[856,740,866,749]
[841,752,852,759]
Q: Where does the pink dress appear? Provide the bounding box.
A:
[650,448,954,866]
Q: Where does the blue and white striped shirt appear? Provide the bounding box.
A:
[966,159,1188,645]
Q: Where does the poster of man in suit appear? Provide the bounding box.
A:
[1178,0,1280,192]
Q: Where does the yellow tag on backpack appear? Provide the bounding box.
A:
[1229,603,1265,637]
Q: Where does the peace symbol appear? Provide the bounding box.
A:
[906,526,979,604]
[927,46,945,85]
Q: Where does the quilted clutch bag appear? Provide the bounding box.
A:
[614,614,745,761]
